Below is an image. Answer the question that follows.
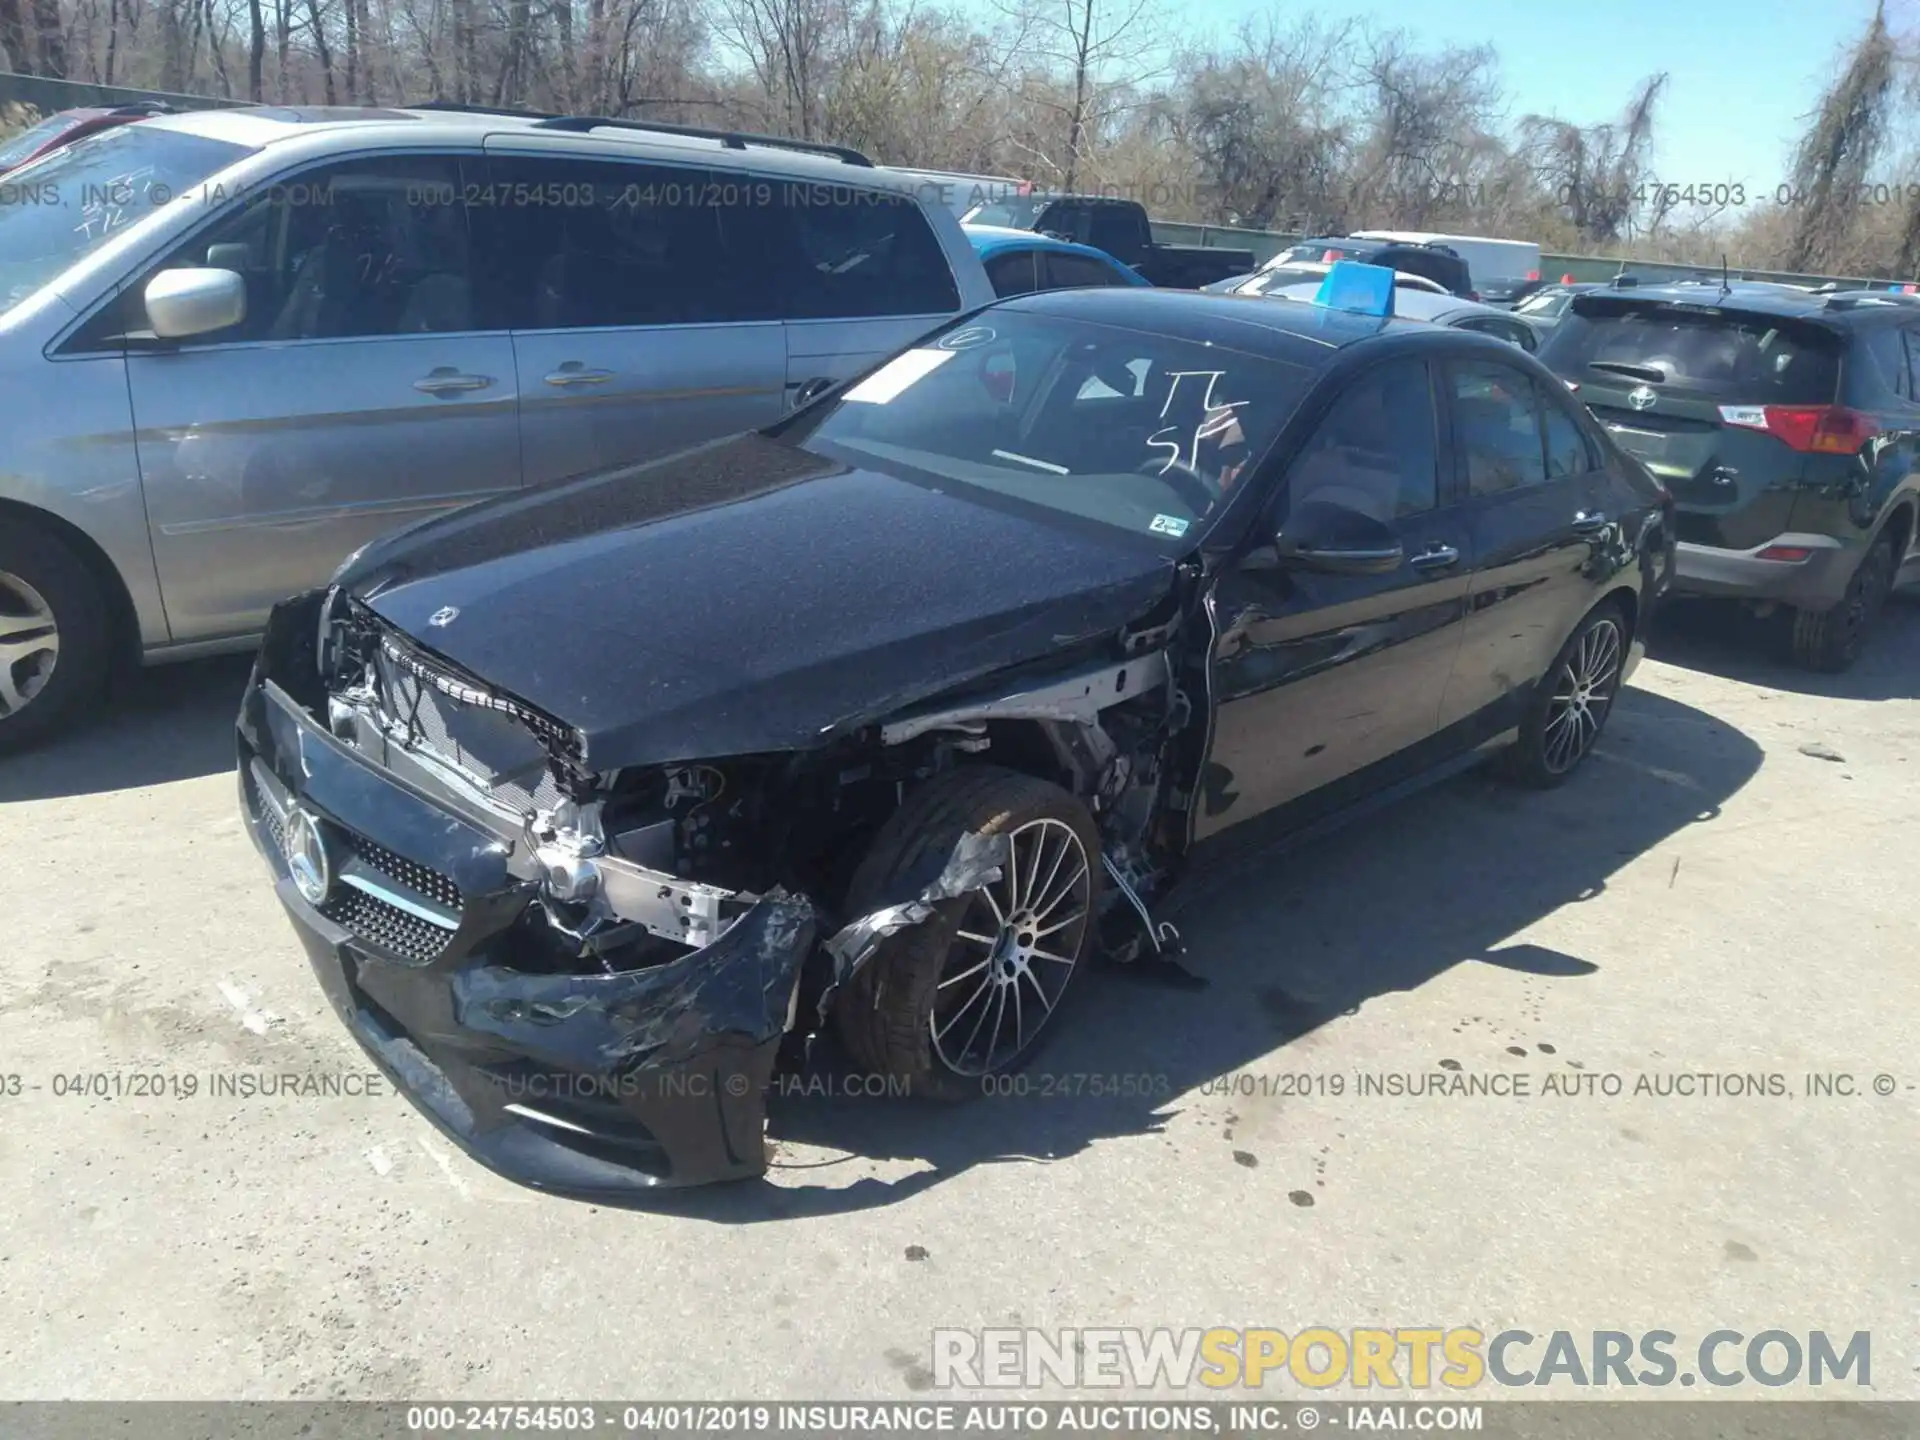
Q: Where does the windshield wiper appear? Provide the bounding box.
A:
[991,449,1070,474]
[1588,361,1667,383]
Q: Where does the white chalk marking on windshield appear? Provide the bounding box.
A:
[844,347,956,404]
[992,449,1069,474]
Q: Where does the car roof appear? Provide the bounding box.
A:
[1570,280,1918,324]
[1004,285,1505,363]
[963,224,1116,262]
[1263,282,1506,324]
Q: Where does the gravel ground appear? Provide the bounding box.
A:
[1,599,1915,1402]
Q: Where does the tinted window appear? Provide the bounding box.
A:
[765,182,960,319]
[1451,361,1547,495]
[1390,249,1467,293]
[0,125,252,318]
[1285,359,1440,521]
[1540,385,1597,478]
[1456,316,1537,352]
[1540,304,1842,402]
[1044,250,1126,289]
[475,157,737,329]
[1860,327,1909,399]
[1903,330,1920,400]
[985,249,1038,297]
[783,311,1314,546]
[1085,205,1138,257]
[136,154,472,342]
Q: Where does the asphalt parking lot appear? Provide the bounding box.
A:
[2,601,1916,1402]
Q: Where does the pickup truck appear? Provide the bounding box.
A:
[960,194,1255,290]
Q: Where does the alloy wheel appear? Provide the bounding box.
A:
[0,570,60,720]
[928,816,1092,1077]
[1542,617,1623,775]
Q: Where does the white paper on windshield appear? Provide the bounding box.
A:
[843,348,956,404]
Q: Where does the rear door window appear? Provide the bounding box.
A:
[1541,304,1842,402]
[1044,250,1127,289]
[474,156,733,330]
[763,184,960,319]
[1540,384,1600,478]
[1859,327,1910,400]
[985,249,1039,297]
[1449,360,1549,496]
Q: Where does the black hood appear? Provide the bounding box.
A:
[343,435,1175,770]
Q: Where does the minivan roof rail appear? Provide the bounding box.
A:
[530,114,873,166]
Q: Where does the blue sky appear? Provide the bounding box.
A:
[1176,0,1884,195]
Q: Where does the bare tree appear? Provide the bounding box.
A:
[1520,72,1669,243]
[1783,2,1898,271]
[996,0,1165,190]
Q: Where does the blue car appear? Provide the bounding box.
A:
[964,223,1151,298]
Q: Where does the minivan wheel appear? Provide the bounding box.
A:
[0,520,113,755]
[1789,535,1896,673]
[834,766,1102,1101]
[1497,603,1626,789]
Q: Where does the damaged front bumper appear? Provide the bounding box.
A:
[237,596,816,1195]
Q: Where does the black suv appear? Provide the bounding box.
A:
[1539,283,1920,670]
[1278,237,1476,299]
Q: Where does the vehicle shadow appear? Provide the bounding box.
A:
[1647,594,1920,702]
[0,655,253,803]
[648,683,1762,1222]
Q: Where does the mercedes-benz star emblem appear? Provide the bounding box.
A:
[428,606,459,627]
[1627,384,1657,410]
[285,807,333,907]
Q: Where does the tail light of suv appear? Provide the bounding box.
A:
[1716,404,1881,454]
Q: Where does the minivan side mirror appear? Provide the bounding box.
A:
[144,267,246,339]
[1271,498,1404,577]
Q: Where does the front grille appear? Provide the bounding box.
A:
[353,835,463,912]
[322,885,452,965]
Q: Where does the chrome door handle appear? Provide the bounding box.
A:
[544,366,616,387]
[1572,510,1609,534]
[414,369,494,396]
[1409,544,1461,571]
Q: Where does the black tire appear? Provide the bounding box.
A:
[0,519,114,755]
[1789,534,1898,673]
[1496,600,1628,790]
[833,765,1102,1101]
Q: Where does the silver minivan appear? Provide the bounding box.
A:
[0,106,994,748]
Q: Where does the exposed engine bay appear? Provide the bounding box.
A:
[309,589,1204,1009]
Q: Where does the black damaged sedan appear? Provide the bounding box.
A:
[239,283,1672,1195]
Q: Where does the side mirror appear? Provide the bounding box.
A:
[144,267,246,339]
[1272,499,1404,577]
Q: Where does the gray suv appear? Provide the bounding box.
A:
[0,105,993,748]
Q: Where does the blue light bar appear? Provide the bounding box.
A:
[1313,260,1397,318]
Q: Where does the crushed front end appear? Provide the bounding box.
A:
[237,588,816,1194]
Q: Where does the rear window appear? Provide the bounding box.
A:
[0,113,89,170]
[1539,302,1842,402]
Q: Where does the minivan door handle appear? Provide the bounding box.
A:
[1571,510,1609,534]
[1409,543,1462,571]
[414,368,494,396]
[544,365,616,388]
